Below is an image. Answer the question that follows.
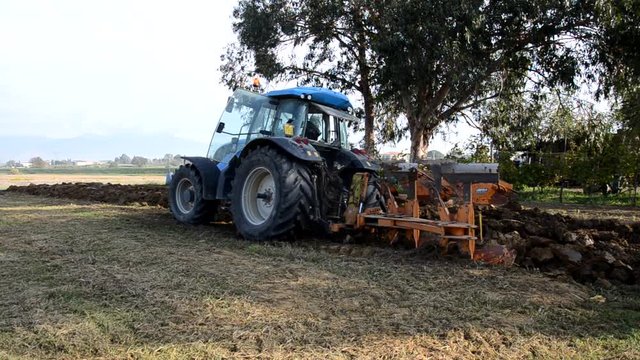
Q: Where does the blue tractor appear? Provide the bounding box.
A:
[168,87,383,240]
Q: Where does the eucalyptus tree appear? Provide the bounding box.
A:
[372,0,596,160]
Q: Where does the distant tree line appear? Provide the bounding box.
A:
[2,154,185,168]
[111,153,183,167]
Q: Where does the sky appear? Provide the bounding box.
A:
[0,0,473,162]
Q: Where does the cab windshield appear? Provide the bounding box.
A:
[207,90,276,163]
[207,89,354,163]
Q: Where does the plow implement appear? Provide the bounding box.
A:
[331,162,516,265]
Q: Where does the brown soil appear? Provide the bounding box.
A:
[5,183,639,286]
[482,205,640,286]
[5,182,168,207]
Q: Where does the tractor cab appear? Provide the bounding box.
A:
[206,87,358,166]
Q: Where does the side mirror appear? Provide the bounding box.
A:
[225,96,235,113]
[216,122,225,133]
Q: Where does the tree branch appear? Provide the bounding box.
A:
[283,65,359,89]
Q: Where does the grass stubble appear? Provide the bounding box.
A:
[0,192,638,359]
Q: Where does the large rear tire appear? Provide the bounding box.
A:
[231,146,313,241]
[168,165,218,224]
[364,175,387,212]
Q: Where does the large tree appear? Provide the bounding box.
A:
[222,0,379,152]
[372,0,595,161]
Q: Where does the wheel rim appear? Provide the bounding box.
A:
[242,167,275,226]
[175,178,195,214]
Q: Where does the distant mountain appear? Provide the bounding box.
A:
[0,134,209,163]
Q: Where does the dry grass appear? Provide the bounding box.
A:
[0,174,164,190]
[0,192,639,359]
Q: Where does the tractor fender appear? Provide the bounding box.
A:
[239,137,324,163]
[180,156,220,200]
[213,138,323,201]
[335,148,381,172]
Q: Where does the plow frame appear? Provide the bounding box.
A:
[329,163,515,261]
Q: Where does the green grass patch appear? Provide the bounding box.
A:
[520,186,639,206]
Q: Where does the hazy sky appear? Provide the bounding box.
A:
[0,0,470,160]
[0,0,238,143]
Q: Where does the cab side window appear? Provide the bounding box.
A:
[272,99,308,137]
[305,113,326,141]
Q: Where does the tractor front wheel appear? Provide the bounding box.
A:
[231,146,313,241]
[168,165,217,224]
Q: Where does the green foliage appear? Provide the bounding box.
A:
[592,0,640,138]
[479,93,544,151]
[445,138,493,164]
[479,91,614,153]
[481,90,635,193]
[619,90,640,136]
[592,0,640,97]
[519,186,639,207]
[372,0,595,160]
[497,151,519,185]
[444,144,467,162]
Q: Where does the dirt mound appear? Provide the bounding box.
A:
[6,182,168,207]
[483,206,640,286]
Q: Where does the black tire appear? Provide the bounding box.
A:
[363,175,387,212]
[231,146,314,241]
[168,165,218,224]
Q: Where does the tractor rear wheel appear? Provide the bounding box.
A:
[231,146,313,241]
[168,165,217,224]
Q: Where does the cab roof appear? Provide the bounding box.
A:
[265,87,352,111]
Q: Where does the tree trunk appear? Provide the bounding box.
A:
[408,124,435,162]
[409,129,426,162]
[362,88,375,154]
[407,114,437,162]
[358,44,375,154]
